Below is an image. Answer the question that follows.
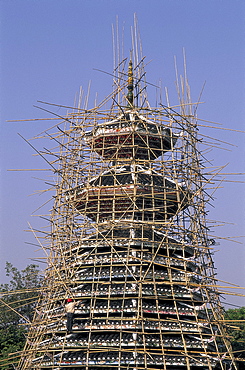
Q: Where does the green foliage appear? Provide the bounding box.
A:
[0,262,42,369]
[225,307,245,369]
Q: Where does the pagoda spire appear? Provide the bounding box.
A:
[126,58,134,106]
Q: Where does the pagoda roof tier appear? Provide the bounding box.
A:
[62,228,195,258]
[73,267,200,284]
[67,165,190,221]
[64,250,199,272]
[85,109,178,160]
[44,333,214,350]
[38,352,218,368]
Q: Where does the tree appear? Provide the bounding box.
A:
[225,307,245,370]
[0,262,42,369]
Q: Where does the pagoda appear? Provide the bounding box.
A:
[18,47,236,370]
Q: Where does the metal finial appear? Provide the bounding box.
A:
[127,59,134,106]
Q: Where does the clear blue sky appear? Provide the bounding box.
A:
[0,0,244,306]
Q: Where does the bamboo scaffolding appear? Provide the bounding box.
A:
[2,22,243,370]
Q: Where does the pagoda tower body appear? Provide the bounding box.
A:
[19,45,236,369]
